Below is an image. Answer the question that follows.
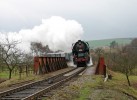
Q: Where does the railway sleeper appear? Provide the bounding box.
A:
[30,86,48,89]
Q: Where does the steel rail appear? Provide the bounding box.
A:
[0,68,77,99]
[22,67,86,100]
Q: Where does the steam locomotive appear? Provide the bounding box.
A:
[72,40,90,67]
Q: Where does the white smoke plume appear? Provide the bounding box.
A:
[0,16,84,52]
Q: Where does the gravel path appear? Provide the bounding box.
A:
[83,66,96,75]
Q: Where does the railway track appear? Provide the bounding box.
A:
[0,67,86,100]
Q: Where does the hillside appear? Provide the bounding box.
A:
[87,38,133,49]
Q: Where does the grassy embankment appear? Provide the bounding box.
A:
[0,68,73,90]
[50,69,137,100]
[0,71,37,89]
[76,71,137,99]
[79,73,137,100]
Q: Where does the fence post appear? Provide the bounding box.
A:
[19,66,22,79]
[26,65,28,77]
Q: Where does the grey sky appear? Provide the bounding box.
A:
[0,0,137,40]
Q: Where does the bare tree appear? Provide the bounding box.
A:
[30,42,53,56]
[95,48,104,58]
[109,39,137,86]
[114,51,132,86]
[0,45,4,71]
[21,53,33,77]
[0,37,22,79]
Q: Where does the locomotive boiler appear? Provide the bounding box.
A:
[72,40,90,67]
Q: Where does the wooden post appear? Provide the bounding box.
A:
[26,65,28,77]
[19,66,22,79]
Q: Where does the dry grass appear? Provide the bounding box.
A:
[0,67,73,92]
[104,70,137,98]
[48,70,137,100]
[1,67,137,99]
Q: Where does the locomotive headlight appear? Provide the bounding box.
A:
[79,49,82,51]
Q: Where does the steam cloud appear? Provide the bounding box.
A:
[0,16,84,52]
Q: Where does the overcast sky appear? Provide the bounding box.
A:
[0,0,137,40]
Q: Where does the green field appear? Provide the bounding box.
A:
[87,38,133,49]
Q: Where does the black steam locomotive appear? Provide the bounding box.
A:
[72,40,90,67]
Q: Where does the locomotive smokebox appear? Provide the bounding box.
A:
[72,40,90,67]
